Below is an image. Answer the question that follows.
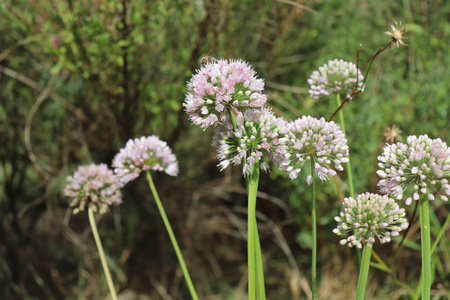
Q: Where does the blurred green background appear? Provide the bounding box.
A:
[1,0,449,299]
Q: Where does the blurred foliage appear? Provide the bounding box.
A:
[0,0,449,299]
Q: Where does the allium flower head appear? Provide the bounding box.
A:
[213,107,288,176]
[333,193,409,248]
[307,59,364,100]
[280,116,349,183]
[113,136,179,187]
[63,164,122,214]
[184,59,267,129]
[377,135,450,205]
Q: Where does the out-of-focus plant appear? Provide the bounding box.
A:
[64,164,122,300]
[112,135,199,299]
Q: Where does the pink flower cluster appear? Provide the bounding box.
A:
[213,108,288,176]
[113,136,179,187]
[281,116,349,183]
[333,193,408,248]
[377,135,450,205]
[63,164,122,214]
[184,59,267,129]
[307,59,364,99]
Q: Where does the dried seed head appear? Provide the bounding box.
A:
[384,21,408,47]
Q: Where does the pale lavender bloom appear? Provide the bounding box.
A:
[307,59,364,99]
[280,116,349,184]
[377,135,450,205]
[184,59,267,129]
[113,136,179,187]
[64,164,122,214]
[213,107,289,176]
[333,193,408,248]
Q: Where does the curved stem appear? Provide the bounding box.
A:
[88,206,118,300]
[146,171,199,300]
[420,195,431,300]
[310,162,317,300]
[356,245,372,300]
[335,93,355,199]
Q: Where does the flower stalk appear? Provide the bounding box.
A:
[246,163,264,299]
[246,164,266,299]
[419,194,431,300]
[310,162,317,300]
[146,171,199,300]
[254,224,266,299]
[88,205,118,300]
[413,211,450,299]
[356,245,372,300]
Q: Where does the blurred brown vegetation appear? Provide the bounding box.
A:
[0,0,449,299]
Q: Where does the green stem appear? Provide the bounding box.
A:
[254,222,266,300]
[420,195,431,300]
[88,205,118,300]
[413,209,450,299]
[335,93,355,199]
[310,164,317,300]
[146,171,199,300]
[247,163,262,300]
[356,245,373,300]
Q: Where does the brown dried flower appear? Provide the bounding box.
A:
[383,124,402,144]
[384,21,408,47]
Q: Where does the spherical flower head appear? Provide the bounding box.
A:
[63,164,122,214]
[307,59,364,100]
[333,193,409,248]
[112,136,179,187]
[377,135,450,205]
[213,107,289,176]
[184,59,267,129]
[280,116,349,184]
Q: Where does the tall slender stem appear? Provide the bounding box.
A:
[413,210,449,299]
[254,222,266,300]
[356,245,373,300]
[419,195,431,300]
[310,162,317,300]
[88,206,118,300]
[335,93,355,199]
[247,163,261,300]
[146,171,199,300]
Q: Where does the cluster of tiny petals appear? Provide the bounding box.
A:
[307,59,364,99]
[184,59,267,129]
[63,164,122,214]
[377,135,450,205]
[213,107,289,176]
[333,193,409,248]
[280,116,349,184]
[112,136,179,187]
